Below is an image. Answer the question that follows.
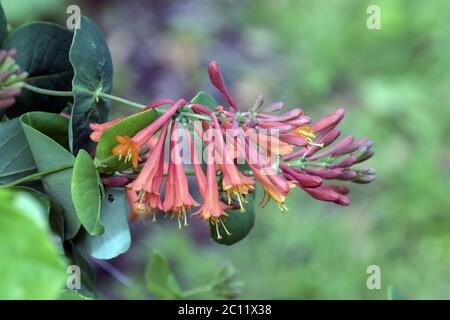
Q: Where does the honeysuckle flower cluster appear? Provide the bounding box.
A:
[0,49,27,109]
[91,60,375,238]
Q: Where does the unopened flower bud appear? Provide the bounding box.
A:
[328,185,350,195]
[303,185,341,202]
[251,94,264,112]
[208,60,237,111]
[335,195,350,206]
[337,170,358,180]
[102,176,131,187]
[305,167,344,179]
[311,108,345,133]
[281,165,322,188]
[269,101,284,112]
[328,155,358,169]
[351,174,376,184]
[0,49,27,109]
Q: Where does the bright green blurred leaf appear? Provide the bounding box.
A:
[69,16,112,153]
[75,188,131,260]
[59,289,92,300]
[3,22,73,117]
[144,250,182,299]
[10,187,51,227]
[72,149,103,236]
[94,108,158,173]
[20,112,80,239]
[0,119,36,184]
[0,189,67,299]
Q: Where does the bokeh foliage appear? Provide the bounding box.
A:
[1,0,449,299]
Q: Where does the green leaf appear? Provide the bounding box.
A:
[0,189,67,299]
[64,241,96,298]
[211,192,256,245]
[0,3,8,44]
[20,112,80,239]
[0,119,36,184]
[3,22,74,117]
[75,188,131,260]
[18,111,70,149]
[69,16,113,153]
[59,289,92,300]
[191,91,218,110]
[10,186,51,223]
[144,251,182,299]
[94,108,158,173]
[72,150,103,235]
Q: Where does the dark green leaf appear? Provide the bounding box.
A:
[3,22,74,117]
[144,251,182,299]
[75,188,131,260]
[191,91,218,110]
[69,16,113,153]
[20,112,80,239]
[0,119,36,184]
[0,189,67,299]
[0,3,7,44]
[72,149,103,235]
[17,111,70,149]
[64,241,96,298]
[211,192,256,245]
[94,108,158,173]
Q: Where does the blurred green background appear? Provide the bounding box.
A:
[3,0,450,299]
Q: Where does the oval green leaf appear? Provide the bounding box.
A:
[69,16,113,153]
[72,149,103,235]
[191,91,218,111]
[75,188,131,260]
[94,108,158,173]
[0,119,37,184]
[3,22,74,117]
[20,112,80,239]
[211,192,256,245]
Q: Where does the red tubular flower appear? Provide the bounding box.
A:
[208,60,237,111]
[129,120,169,218]
[211,115,255,211]
[127,189,139,221]
[112,99,184,169]
[236,132,289,211]
[194,127,231,239]
[184,126,206,198]
[311,108,345,133]
[244,126,294,156]
[90,99,173,143]
[163,121,199,228]
[89,118,123,142]
[302,184,350,206]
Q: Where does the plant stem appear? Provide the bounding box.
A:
[22,82,73,97]
[96,91,146,110]
[0,164,74,188]
[22,82,150,111]
[181,285,213,298]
